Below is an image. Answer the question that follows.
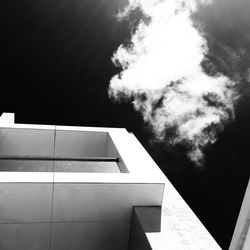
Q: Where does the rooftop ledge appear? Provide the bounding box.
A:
[0,113,221,250]
[0,117,166,184]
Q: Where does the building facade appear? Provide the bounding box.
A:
[0,113,221,250]
[230,178,250,250]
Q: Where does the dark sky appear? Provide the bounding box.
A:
[1,0,250,249]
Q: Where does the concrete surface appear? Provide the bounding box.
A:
[230,179,250,250]
[0,113,221,250]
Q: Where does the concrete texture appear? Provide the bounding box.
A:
[0,113,220,250]
[0,160,120,173]
[0,128,54,157]
[0,160,53,172]
[230,179,250,250]
[54,130,107,157]
[53,161,120,173]
[143,178,222,250]
[0,183,52,223]
[52,183,163,222]
[50,221,130,250]
[0,113,15,124]
[129,208,152,250]
[0,223,50,250]
[242,225,250,250]
[133,207,162,233]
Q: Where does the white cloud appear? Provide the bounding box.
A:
[109,0,236,165]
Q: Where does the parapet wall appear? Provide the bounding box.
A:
[0,113,221,250]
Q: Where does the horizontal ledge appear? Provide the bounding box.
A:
[0,156,119,162]
[0,219,130,224]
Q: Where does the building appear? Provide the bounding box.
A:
[230,178,250,250]
[0,113,221,250]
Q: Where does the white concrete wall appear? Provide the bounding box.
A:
[0,127,124,173]
[0,182,52,250]
[0,223,50,250]
[230,179,250,250]
[0,121,165,250]
[0,115,221,250]
[242,224,250,250]
[50,221,130,250]
[52,183,163,222]
[0,181,163,250]
[0,126,117,159]
[0,113,14,124]
[0,128,54,157]
[0,183,53,223]
[106,133,129,173]
[50,183,163,250]
[55,130,107,157]
[130,180,222,250]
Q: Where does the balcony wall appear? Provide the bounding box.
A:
[0,122,165,250]
[0,127,123,173]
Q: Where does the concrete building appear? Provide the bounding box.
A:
[0,113,221,250]
[230,179,250,250]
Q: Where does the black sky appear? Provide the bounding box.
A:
[1,0,250,249]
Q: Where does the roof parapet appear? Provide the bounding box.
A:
[0,113,15,124]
